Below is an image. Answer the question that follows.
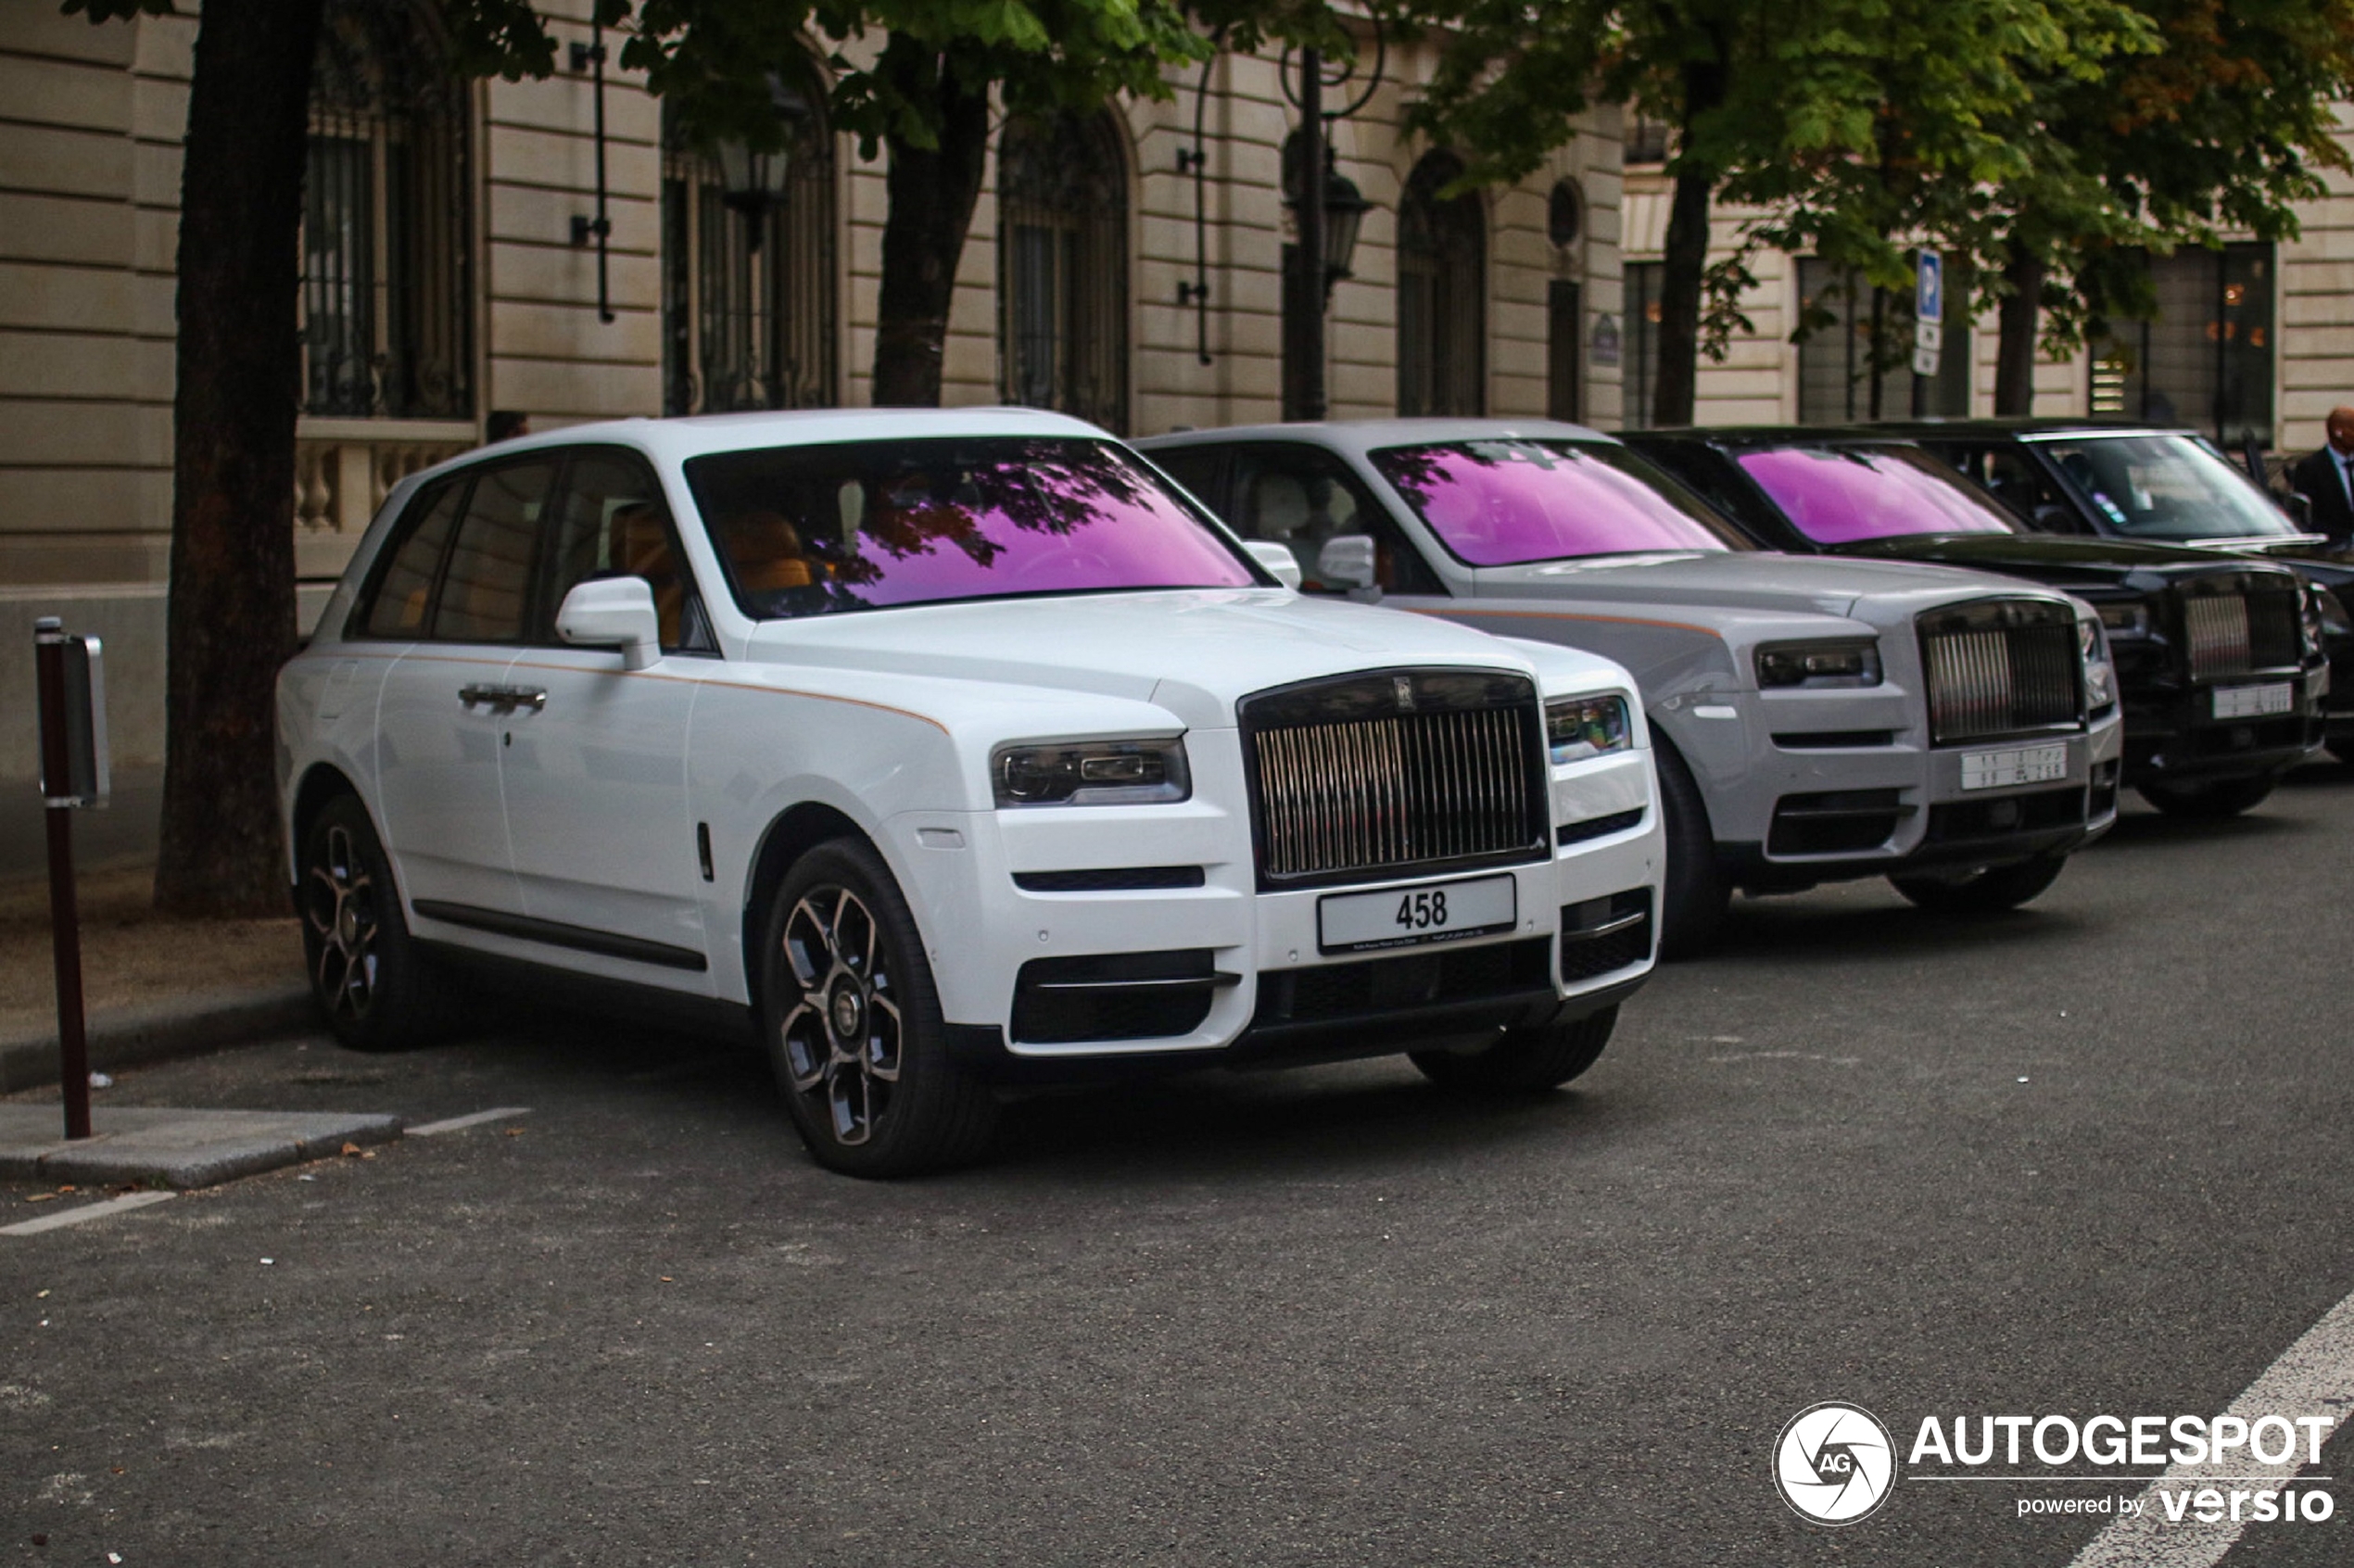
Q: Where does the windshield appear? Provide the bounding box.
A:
[682,436,1258,617]
[2036,433,2301,540]
[1736,445,2019,544]
[1369,439,1747,565]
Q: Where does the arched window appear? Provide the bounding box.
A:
[661,77,838,415]
[1397,150,1486,417]
[998,110,1129,434]
[303,0,474,420]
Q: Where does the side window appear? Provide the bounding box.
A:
[1642,444,1753,525]
[1969,447,2078,530]
[357,478,464,639]
[1229,446,1446,595]
[1146,447,1226,514]
[434,460,553,643]
[545,451,715,653]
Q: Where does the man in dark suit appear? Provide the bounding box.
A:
[2288,406,2354,547]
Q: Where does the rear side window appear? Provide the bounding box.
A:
[1146,447,1226,512]
[434,461,553,642]
[358,479,464,639]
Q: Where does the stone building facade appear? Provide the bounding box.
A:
[0,0,1624,845]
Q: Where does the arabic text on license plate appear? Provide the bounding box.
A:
[1317,874,1516,955]
[1959,742,2069,792]
[2213,682,2294,720]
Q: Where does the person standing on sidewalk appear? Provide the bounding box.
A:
[2288,405,2354,549]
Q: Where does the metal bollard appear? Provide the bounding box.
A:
[34,616,108,1141]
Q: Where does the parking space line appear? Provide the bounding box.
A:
[406,1106,532,1137]
[1,1192,177,1237]
[2068,1284,2354,1567]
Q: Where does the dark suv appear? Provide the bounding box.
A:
[1628,428,2330,818]
[1864,419,2354,759]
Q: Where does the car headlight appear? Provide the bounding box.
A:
[1754,639,1881,689]
[1546,693,1633,765]
[993,737,1191,806]
[2301,583,2346,655]
[2079,617,2117,709]
[2093,600,2151,639]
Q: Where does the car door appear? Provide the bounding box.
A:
[1221,442,1451,605]
[372,457,552,919]
[496,447,714,986]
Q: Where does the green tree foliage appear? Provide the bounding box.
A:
[1395,0,2146,425]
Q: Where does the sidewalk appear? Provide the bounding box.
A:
[0,863,313,1092]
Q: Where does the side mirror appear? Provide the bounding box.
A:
[1317,534,1378,593]
[1243,539,1304,589]
[2031,503,2075,534]
[2284,490,2314,528]
[556,576,660,671]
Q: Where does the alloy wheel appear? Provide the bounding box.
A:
[303,822,380,1021]
[776,885,903,1145]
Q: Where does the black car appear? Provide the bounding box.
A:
[1626,428,2330,818]
[1862,418,2354,758]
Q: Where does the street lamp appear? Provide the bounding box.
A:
[1284,135,1373,299]
[715,77,811,250]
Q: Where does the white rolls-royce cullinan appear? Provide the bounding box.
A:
[276,409,1664,1175]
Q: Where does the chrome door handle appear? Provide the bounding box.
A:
[459,684,547,714]
[510,688,547,712]
[459,683,495,710]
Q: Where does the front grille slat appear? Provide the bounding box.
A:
[1244,671,1547,886]
[1919,600,2082,746]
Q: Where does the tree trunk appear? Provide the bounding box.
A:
[870,49,990,407]
[1652,165,1715,427]
[1994,239,2044,418]
[154,0,325,917]
[1652,57,1728,428]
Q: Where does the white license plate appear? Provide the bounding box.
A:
[2213,682,2294,720]
[1317,874,1517,955]
[1959,742,2069,792]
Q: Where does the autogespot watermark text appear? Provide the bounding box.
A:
[1775,1404,2341,1528]
[1908,1413,2337,1524]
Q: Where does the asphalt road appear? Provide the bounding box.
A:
[9,764,2354,1567]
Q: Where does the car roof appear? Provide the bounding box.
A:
[1859,418,2193,442]
[1626,426,1926,448]
[410,406,1120,483]
[1137,417,1616,456]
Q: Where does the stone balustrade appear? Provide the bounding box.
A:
[293,419,477,580]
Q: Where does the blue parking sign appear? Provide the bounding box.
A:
[1917,249,1943,325]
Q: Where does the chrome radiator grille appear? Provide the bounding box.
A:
[1917,600,2082,746]
[2183,587,2301,680]
[1241,670,1547,886]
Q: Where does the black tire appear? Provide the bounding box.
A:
[2137,775,2278,819]
[1411,1005,1617,1093]
[1653,739,1729,958]
[298,793,462,1051]
[757,838,997,1178]
[1889,851,2069,914]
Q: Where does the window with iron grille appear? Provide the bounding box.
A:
[997,111,1130,435]
[1397,151,1486,417]
[660,91,838,416]
[301,0,474,421]
[1622,261,1663,430]
[2088,244,2274,449]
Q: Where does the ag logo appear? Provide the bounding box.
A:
[1774,1402,1896,1525]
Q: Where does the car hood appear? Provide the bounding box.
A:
[1830,533,2307,595]
[1473,550,2057,621]
[740,587,1624,729]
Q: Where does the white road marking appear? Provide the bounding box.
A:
[405,1106,532,1137]
[2068,1285,2354,1567]
[0,1192,176,1236]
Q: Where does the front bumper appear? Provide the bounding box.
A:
[1668,686,2124,891]
[2120,664,2329,785]
[895,738,1664,1069]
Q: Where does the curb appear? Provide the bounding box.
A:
[0,984,317,1094]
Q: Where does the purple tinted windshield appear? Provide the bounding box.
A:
[1370,440,1744,565]
[1737,446,2017,543]
[683,436,1257,616]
